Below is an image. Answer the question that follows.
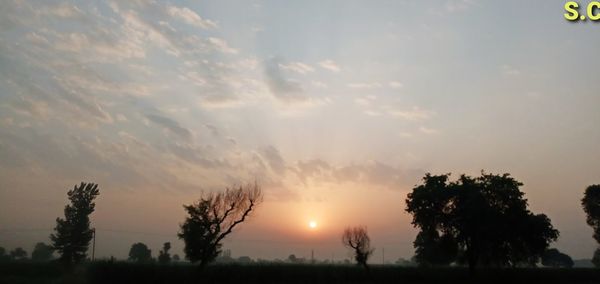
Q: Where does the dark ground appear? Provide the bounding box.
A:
[2,261,600,284]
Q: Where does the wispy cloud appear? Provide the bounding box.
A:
[387,106,434,121]
[279,62,314,74]
[348,82,383,89]
[318,59,341,72]
[167,5,218,29]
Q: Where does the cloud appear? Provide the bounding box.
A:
[145,113,193,141]
[278,62,314,74]
[418,126,439,135]
[501,64,521,76]
[311,81,328,88]
[37,3,84,18]
[354,95,377,106]
[445,0,477,13]
[205,124,219,136]
[166,5,217,29]
[259,146,287,176]
[318,59,341,72]
[264,58,308,103]
[389,81,404,89]
[292,159,423,190]
[207,37,238,54]
[348,82,383,89]
[387,106,434,121]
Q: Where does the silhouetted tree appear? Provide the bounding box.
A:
[582,184,600,263]
[158,242,171,264]
[10,247,28,261]
[342,226,374,270]
[31,242,54,261]
[405,174,457,266]
[128,243,152,262]
[172,254,180,262]
[541,248,574,268]
[50,182,100,265]
[178,183,262,267]
[413,230,458,266]
[0,247,6,261]
[593,248,600,268]
[406,172,559,271]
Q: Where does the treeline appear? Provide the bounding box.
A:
[0,243,53,262]
[1,172,599,272]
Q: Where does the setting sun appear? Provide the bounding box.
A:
[309,221,318,229]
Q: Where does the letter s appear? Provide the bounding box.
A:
[565,1,579,21]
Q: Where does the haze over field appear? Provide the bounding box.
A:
[0,0,599,262]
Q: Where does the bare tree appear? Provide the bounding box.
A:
[342,226,374,270]
[179,183,262,267]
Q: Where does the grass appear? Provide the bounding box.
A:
[2,261,600,284]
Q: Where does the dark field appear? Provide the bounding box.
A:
[2,262,600,284]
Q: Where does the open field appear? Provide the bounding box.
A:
[2,262,600,284]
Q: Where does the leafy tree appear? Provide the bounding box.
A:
[31,242,54,261]
[342,226,374,270]
[541,248,574,268]
[158,242,171,264]
[10,247,28,261]
[582,185,600,247]
[50,182,100,265]
[405,174,457,266]
[128,243,152,262]
[178,183,262,267]
[406,172,559,271]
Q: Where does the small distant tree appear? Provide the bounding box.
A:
[31,242,54,261]
[10,247,28,261]
[50,182,100,265]
[172,254,180,262]
[128,243,152,262]
[342,226,374,270]
[178,183,262,267]
[158,242,171,264]
[541,248,574,268]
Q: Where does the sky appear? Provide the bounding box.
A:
[0,0,599,262]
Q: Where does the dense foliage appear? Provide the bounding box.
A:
[50,182,100,265]
[406,172,559,270]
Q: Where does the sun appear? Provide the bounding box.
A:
[308,220,318,229]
